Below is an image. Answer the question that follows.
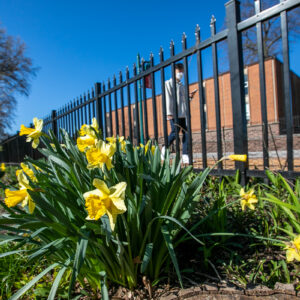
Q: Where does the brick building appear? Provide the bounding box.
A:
[106,57,300,170]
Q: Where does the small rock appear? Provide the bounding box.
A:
[178,288,194,299]
[274,282,296,296]
[160,293,178,300]
[202,283,218,294]
[246,284,273,296]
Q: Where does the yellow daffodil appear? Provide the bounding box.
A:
[84,179,127,231]
[240,188,258,211]
[16,163,37,182]
[50,143,67,150]
[228,154,247,162]
[77,135,97,152]
[20,118,43,149]
[77,118,99,152]
[139,141,155,155]
[86,140,116,170]
[285,236,300,262]
[106,136,126,152]
[4,171,35,213]
[145,141,155,155]
[0,163,5,172]
[79,117,99,137]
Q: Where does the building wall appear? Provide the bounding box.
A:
[105,58,300,145]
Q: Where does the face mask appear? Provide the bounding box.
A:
[176,72,183,80]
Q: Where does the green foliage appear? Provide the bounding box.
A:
[0,129,213,298]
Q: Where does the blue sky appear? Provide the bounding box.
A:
[0,0,299,134]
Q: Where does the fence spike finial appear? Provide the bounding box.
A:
[170,39,174,49]
[182,32,187,50]
[210,15,216,25]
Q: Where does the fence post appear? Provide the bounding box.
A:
[95,82,103,135]
[51,110,58,137]
[225,0,248,185]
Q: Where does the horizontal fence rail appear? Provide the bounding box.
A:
[1,0,300,182]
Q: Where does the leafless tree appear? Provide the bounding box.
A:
[240,0,300,64]
[0,25,37,140]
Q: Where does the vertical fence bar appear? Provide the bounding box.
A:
[76,98,80,136]
[102,82,107,139]
[170,40,180,154]
[108,79,113,137]
[92,88,96,119]
[103,82,107,139]
[226,0,248,184]
[280,0,293,171]
[95,82,103,134]
[141,58,149,141]
[70,101,75,139]
[150,52,158,142]
[51,110,58,137]
[159,47,168,147]
[113,75,119,136]
[119,71,126,137]
[83,93,88,126]
[255,0,269,170]
[74,99,78,138]
[182,33,193,165]
[80,95,84,129]
[126,67,133,141]
[211,16,223,168]
[195,25,208,169]
[88,90,92,124]
[133,64,140,144]
[68,103,72,138]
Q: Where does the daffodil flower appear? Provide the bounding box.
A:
[0,163,5,172]
[84,179,127,231]
[285,236,300,262]
[228,154,247,162]
[20,118,43,149]
[106,136,126,152]
[86,140,116,170]
[16,163,37,182]
[4,171,35,213]
[240,188,258,211]
[79,118,99,137]
[77,118,99,152]
[139,141,155,155]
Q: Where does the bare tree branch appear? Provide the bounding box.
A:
[0,26,37,140]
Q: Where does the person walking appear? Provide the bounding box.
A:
[161,63,196,164]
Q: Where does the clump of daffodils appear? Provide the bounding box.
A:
[20,118,43,149]
[240,188,258,211]
[285,236,300,262]
[0,163,5,172]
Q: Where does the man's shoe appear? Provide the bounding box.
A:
[161,146,165,160]
[182,154,189,164]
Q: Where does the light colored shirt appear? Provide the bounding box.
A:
[165,78,186,118]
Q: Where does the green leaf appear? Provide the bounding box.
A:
[68,231,89,298]
[0,249,27,258]
[141,243,153,273]
[99,271,109,300]
[161,225,183,288]
[9,263,59,300]
[47,260,70,300]
[263,194,300,213]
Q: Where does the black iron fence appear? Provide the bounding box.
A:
[1,0,300,182]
